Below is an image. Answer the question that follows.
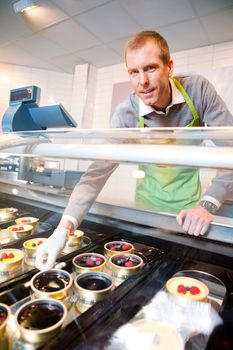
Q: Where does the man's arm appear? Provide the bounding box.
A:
[35,161,118,270]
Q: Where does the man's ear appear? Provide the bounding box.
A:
[168,59,173,77]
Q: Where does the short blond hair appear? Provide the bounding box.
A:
[124,31,171,65]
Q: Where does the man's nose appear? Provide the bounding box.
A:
[138,72,149,85]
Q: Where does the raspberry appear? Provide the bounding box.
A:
[1,253,8,259]
[86,260,95,267]
[190,286,200,295]
[8,253,14,259]
[110,247,116,251]
[124,261,134,267]
[122,244,130,251]
[19,226,24,230]
[177,284,187,294]
[69,233,74,236]
[11,227,18,231]
[22,219,30,223]
[95,257,102,262]
[37,241,43,245]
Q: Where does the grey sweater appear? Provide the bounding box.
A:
[64,75,233,225]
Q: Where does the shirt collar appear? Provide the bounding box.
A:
[139,77,185,116]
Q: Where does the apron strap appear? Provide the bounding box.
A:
[172,77,200,125]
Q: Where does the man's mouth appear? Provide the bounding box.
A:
[141,88,154,95]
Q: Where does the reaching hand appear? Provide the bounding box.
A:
[176,206,213,236]
[35,227,68,270]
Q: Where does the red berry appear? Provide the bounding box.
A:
[69,233,74,236]
[86,260,95,267]
[124,261,134,267]
[37,241,43,245]
[95,257,102,262]
[12,227,18,231]
[122,244,130,251]
[8,253,14,259]
[177,284,187,294]
[190,286,200,295]
[1,253,8,259]
[19,226,24,230]
[110,247,116,251]
[22,219,30,223]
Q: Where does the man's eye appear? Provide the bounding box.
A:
[147,66,156,72]
[129,70,138,76]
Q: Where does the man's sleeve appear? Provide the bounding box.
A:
[63,161,118,226]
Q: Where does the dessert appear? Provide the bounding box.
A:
[0,248,24,272]
[104,241,134,258]
[110,254,142,268]
[67,229,84,246]
[24,238,45,249]
[0,303,10,337]
[109,253,143,286]
[23,238,47,266]
[31,269,73,301]
[0,207,18,222]
[15,216,39,229]
[15,299,67,344]
[72,253,106,274]
[130,320,184,350]
[7,224,34,237]
[74,272,113,313]
[166,276,209,302]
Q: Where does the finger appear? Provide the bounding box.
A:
[182,215,192,234]
[176,210,187,226]
[199,222,210,236]
[190,218,203,236]
[35,248,47,270]
[44,252,57,270]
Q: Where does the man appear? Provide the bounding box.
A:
[35,31,233,270]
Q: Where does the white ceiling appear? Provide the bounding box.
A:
[1,0,233,74]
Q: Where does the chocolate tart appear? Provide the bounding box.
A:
[31,269,73,302]
[15,298,67,344]
[0,303,11,337]
[104,241,134,258]
[74,271,113,313]
[72,252,106,274]
[109,253,143,285]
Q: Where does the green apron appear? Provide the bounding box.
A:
[135,78,202,213]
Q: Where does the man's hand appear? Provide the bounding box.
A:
[35,227,68,270]
[176,206,213,236]
[35,219,74,270]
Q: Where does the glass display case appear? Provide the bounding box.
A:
[0,127,233,350]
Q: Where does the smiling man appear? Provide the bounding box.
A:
[35,31,233,270]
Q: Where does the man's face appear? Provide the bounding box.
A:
[126,41,173,110]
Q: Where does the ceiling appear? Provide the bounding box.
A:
[1,0,233,74]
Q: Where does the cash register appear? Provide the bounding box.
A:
[2,85,77,131]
